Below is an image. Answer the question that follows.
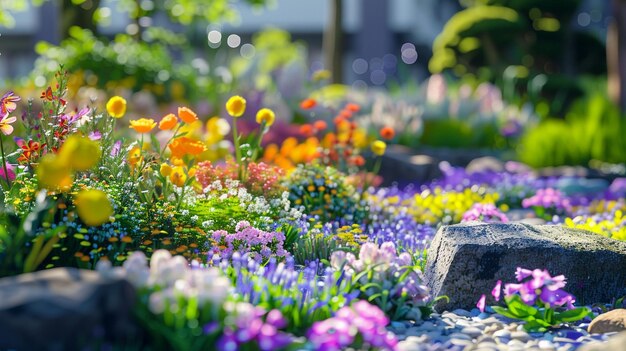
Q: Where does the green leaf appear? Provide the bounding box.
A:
[492,306,523,320]
[555,307,592,323]
[506,295,538,317]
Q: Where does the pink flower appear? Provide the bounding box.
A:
[477,294,486,313]
[0,162,15,181]
[0,112,17,135]
[491,280,502,302]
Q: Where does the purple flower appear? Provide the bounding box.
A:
[515,267,533,282]
[265,309,287,329]
[477,294,486,313]
[492,280,502,301]
[88,130,102,140]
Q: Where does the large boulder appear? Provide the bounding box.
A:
[0,268,140,350]
[425,222,626,311]
[588,309,626,334]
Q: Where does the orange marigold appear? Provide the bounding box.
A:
[159,113,178,130]
[380,126,395,140]
[300,98,317,110]
[313,120,327,131]
[345,103,360,113]
[178,107,198,124]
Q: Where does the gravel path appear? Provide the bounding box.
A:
[392,309,615,351]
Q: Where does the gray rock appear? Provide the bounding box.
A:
[0,268,139,350]
[425,223,626,310]
[588,309,626,334]
[578,331,626,351]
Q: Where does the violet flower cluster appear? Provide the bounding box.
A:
[307,300,398,351]
[462,203,509,223]
[211,221,288,261]
[217,303,292,351]
[480,267,576,312]
[330,242,430,320]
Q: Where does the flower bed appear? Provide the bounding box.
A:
[0,73,625,350]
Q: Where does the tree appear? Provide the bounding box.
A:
[323,0,344,84]
[608,0,626,112]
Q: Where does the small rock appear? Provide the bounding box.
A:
[511,330,531,342]
[461,326,484,339]
[538,339,556,350]
[493,329,511,338]
[452,309,473,318]
[449,332,472,340]
[578,330,626,351]
[588,309,626,334]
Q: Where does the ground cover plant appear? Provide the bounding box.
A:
[0,70,625,350]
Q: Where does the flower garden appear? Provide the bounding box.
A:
[1,1,626,351]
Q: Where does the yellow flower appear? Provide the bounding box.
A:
[130,118,156,133]
[170,166,187,187]
[74,189,113,226]
[159,113,178,130]
[36,154,74,191]
[128,146,142,167]
[225,95,246,117]
[371,140,387,156]
[256,108,276,127]
[160,163,172,177]
[106,96,127,118]
[178,107,198,124]
[58,135,102,171]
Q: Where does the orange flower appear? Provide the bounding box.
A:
[345,103,360,113]
[129,118,156,133]
[313,120,327,131]
[128,146,143,167]
[339,110,353,119]
[351,155,365,167]
[300,98,317,110]
[168,137,206,158]
[159,113,178,130]
[178,107,198,124]
[380,126,395,140]
[299,124,314,137]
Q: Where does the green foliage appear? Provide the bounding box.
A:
[419,118,503,149]
[431,0,606,115]
[0,192,64,276]
[492,295,592,332]
[32,27,194,101]
[518,94,626,167]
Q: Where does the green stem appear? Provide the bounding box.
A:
[232,119,242,180]
[0,135,10,189]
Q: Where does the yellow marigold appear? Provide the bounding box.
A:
[106,96,127,118]
[178,107,198,124]
[159,113,178,130]
[58,135,101,171]
[255,108,276,127]
[74,189,113,227]
[128,146,142,167]
[160,163,172,177]
[371,140,387,156]
[129,118,156,133]
[170,166,187,187]
[225,95,246,117]
[36,154,74,192]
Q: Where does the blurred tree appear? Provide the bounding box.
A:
[430,0,607,116]
[0,0,269,40]
[324,0,344,83]
[608,0,626,112]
